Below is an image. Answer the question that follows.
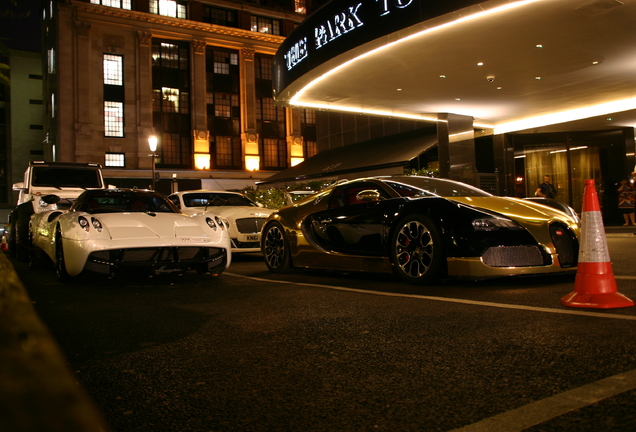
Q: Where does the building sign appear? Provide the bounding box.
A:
[284,0,415,72]
[274,0,484,97]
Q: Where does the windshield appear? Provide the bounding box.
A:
[384,176,492,198]
[31,167,103,189]
[182,193,258,207]
[74,191,179,214]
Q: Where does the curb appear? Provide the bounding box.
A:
[0,252,110,432]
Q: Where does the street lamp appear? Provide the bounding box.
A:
[148,135,158,190]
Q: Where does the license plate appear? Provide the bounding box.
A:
[246,235,260,241]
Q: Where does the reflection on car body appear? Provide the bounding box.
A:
[168,190,275,253]
[261,176,580,285]
[29,189,231,281]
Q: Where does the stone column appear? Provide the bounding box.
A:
[286,107,304,165]
[136,31,154,169]
[191,40,210,168]
[70,20,94,162]
[240,47,259,170]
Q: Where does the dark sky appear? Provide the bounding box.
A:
[0,0,42,52]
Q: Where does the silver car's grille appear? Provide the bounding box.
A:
[235,217,266,234]
[482,245,545,267]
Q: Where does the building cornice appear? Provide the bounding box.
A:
[70,1,287,45]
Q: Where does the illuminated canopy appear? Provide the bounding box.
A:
[273,0,636,133]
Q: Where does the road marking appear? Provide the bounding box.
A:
[225,273,636,321]
[448,368,636,432]
[227,272,636,431]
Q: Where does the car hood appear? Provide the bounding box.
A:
[92,212,213,239]
[446,196,576,224]
[183,206,274,220]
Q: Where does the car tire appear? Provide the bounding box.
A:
[55,229,72,283]
[262,221,292,273]
[13,204,34,262]
[7,219,17,258]
[390,214,443,285]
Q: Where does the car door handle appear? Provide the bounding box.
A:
[320,218,332,224]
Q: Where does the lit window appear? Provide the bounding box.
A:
[214,93,231,117]
[250,16,281,35]
[213,62,229,75]
[105,153,125,167]
[152,43,188,69]
[103,55,122,85]
[104,101,124,137]
[90,0,131,10]
[150,0,187,19]
[162,87,179,113]
[294,0,306,14]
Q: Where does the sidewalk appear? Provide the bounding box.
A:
[604,223,636,237]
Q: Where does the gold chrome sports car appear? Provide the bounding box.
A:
[261,176,580,285]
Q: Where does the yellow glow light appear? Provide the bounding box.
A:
[290,0,543,110]
[290,157,304,166]
[494,98,636,134]
[194,153,211,170]
[245,155,260,171]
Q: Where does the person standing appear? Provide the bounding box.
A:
[535,175,557,199]
[617,178,636,226]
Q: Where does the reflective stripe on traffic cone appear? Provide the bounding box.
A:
[561,179,634,309]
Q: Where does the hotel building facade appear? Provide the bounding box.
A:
[39,0,327,193]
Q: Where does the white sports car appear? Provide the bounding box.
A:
[168,190,274,253]
[29,189,231,281]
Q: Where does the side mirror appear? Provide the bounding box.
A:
[12,182,25,191]
[356,189,382,202]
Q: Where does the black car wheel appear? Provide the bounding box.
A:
[55,229,72,282]
[11,204,34,261]
[262,222,292,273]
[7,221,17,258]
[390,214,443,285]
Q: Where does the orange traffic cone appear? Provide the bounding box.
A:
[561,179,634,308]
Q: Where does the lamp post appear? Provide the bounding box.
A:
[148,135,158,190]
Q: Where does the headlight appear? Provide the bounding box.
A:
[78,216,90,232]
[206,217,217,231]
[472,217,523,231]
[215,216,228,230]
[36,199,56,213]
[91,217,103,232]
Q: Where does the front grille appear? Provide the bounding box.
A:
[482,245,545,267]
[89,247,218,264]
[86,247,228,276]
[235,217,266,234]
[550,222,579,268]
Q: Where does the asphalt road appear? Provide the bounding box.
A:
[10,235,636,432]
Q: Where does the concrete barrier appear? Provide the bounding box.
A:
[0,252,110,432]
